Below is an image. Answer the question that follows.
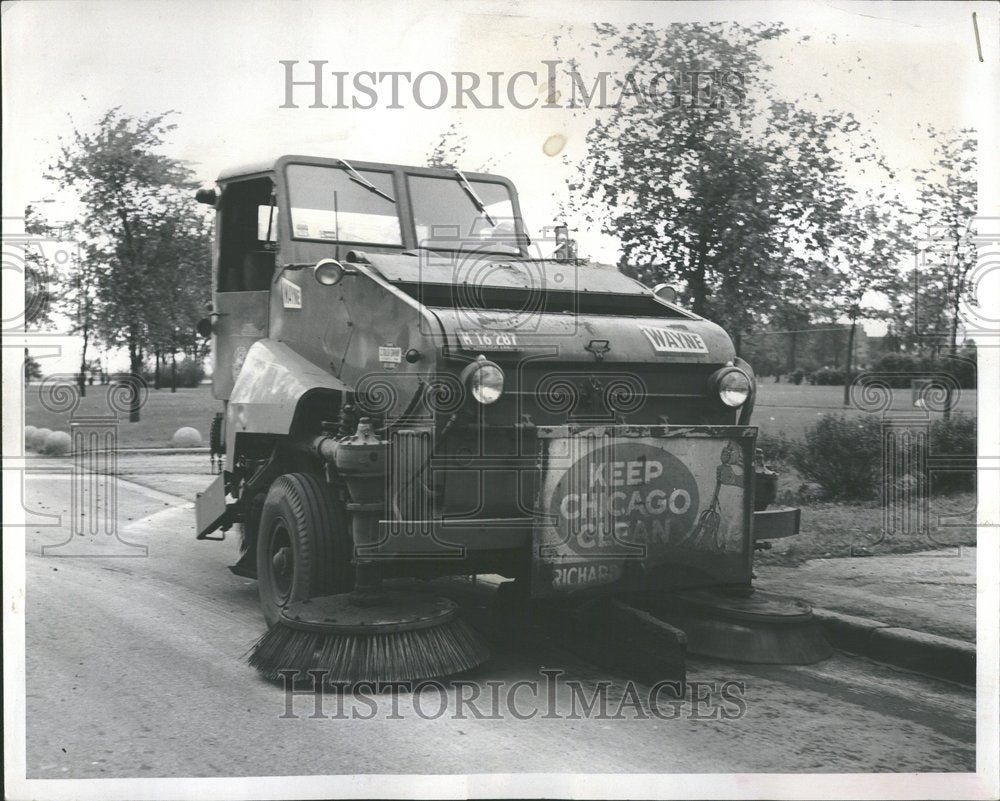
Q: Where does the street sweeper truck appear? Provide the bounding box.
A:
[193,155,826,683]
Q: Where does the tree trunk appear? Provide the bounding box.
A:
[128,329,142,423]
[154,349,162,390]
[78,327,89,399]
[842,317,857,407]
[943,265,965,421]
[171,350,178,393]
[689,239,709,316]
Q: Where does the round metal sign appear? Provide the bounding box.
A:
[551,441,701,558]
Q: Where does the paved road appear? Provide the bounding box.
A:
[21,456,975,777]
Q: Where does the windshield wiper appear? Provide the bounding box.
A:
[454,168,496,227]
[337,159,395,203]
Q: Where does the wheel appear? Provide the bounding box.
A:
[256,472,353,627]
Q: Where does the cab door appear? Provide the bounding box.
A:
[211,176,276,400]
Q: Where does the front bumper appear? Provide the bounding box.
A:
[752,507,802,541]
[370,506,800,556]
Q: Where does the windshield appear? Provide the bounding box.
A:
[286,164,402,246]
[408,175,522,255]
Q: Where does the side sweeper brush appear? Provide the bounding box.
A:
[247,418,490,685]
[248,590,489,684]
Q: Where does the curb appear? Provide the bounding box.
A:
[114,447,210,455]
[26,447,210,457]
[812,608,975,686]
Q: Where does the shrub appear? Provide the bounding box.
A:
[793,415,884,500]
[794,411,977,500]
[42,430,72,456]
[756,430,797,465]
[790,368,805,385]
[929,413,977,493]
[810,367,845,386]
[171,358,206,388]
[28,427,53,451]
[861,352,977,389]
[171,426,203,447]
[140,358,206,389]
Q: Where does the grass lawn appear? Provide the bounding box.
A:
[756,490,977,565]
[753,382,977,441]
[24,383,221,449]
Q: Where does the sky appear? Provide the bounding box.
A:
[2,0,996,371]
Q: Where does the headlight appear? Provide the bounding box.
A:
[461,356,504,405]
[713,367,752,408]
[314,258,345,286]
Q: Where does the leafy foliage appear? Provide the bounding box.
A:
[141,357,205,388]
[24,350,43,382]
[426,122,468,169]
[792,415,885,500]
[809,367,845,386]
[45,108,211,415]
[929,413,976,493]
[861,349,977,388]
[565,22,910,345]
[793,412,976,500]
[887,127,977,356]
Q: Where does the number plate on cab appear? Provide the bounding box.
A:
[457,331,521,351]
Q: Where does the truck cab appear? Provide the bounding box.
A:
[207,156,528,399]
[195,155,798,624]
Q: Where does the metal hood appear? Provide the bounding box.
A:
[346,252,733,366]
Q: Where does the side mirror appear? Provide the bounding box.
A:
[196,317,213,339]
[195,187,218,207]
[652,283,678,304]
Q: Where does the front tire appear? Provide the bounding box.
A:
[256,472,353,627]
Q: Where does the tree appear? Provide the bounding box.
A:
[913,127,977,359]
[811,187,913,403]
[24,204,101,395]
[47,108,199,420]
[24,350,43,383]
[144,199,212,391]
[426,122,503,172]
[23,204,57,331]
[565,23,905,349]
[426,122,468,169]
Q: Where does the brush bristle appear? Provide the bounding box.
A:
[247,616,491,685]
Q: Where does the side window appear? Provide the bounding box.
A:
[257,204,278,243]
[218,177,278,292]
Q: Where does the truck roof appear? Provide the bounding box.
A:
[216,155,502,183]
[217,158,280,181]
